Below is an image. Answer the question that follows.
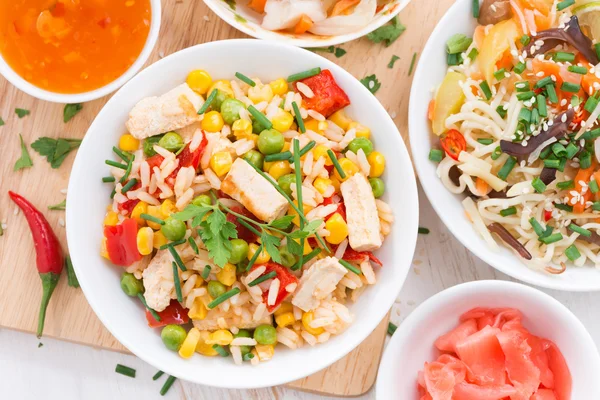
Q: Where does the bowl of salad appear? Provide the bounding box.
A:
[202,0,412,48]
[66,39,418,388]
[410,0,600,291]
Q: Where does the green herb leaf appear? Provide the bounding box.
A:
[334,47,346,58]
[15,108,30,118]
[172,205,211,223]
[199,208,237,268]
[286,236,304,256]
[261,231,281,264]
[270,215,295,230]
[48,199,66,210]
[14,134,33,171]
[387,55,400,68]
[360,74,381,94]
[65,256,80,288]
[0,117,4,126]
[31,137,82,169]
[63,103,83,123]
[366,16,406,47]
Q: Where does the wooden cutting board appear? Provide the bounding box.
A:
[0,0,454,396]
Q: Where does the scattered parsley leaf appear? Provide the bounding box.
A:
[38,342,44,348]
[173,205,210,223]
[418,227,430,234]
[0,117,4,127]
[65,256,80,288]
[409,52,418,76]
[198,209,237,267]
[261,231,281,264]
[388,55,400,68]
[15,108,30,118]
[270,215,295,230]
[14,134,33,171]
[0,223,3,237]
[63,103,83,123]
[308,46,346,58]
[360,74,381,94]
[388,322,398,335]
[366,16,406,47]
[48,200,66,210]
[31,137,82,169]
[334,47,347,58]
[287,236,304,256]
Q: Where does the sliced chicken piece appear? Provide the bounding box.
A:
[340,173,382,252]
[292,256,347,312]
[220,158,289,222]
[192,307,272,330]
[262,0,327,31]
[126,83,204,140]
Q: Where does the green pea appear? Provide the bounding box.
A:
[158,132,184,153]
[161,324,187,351]
[369,177,385,198]
[242,150,264,170]
[192,194,212,207]
[277,174,296,197]
[208,280,227,299]
[120,272,144,297]
[220,98,246,125]
[161,217,187,241]
[252,118,267,134]
[143,135,164,157]
[258,129,284,155]
[347,137,374,156]
[210,89,231,111]
[236,260,249,274]
[229,239,249,264]
[254,324,277,345]
[279,247,297,268]
[234,329,252,356]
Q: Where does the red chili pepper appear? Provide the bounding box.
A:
[295,69,351,117]
[440,129,467,161]
[544,209,552,222]
[251,262,298,312]
[8,191,64,338]
[146,299,189,328]
[104,218,142,266]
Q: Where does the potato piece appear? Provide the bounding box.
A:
[432,71,466,136]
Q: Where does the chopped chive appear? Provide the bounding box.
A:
[418,227,430,234]
[537,94,548,117]
[160,375,176,396]
[553,51,575,62]
[65,256,79,288]
[494,68,507,81]
[119,154,135,184]
[248,271,277,287]
[561,81,580,93]
[388,322,398,335]
[546,84,558,103]
[201,265,211,280]
[529,218,546,237]
[105,160,128,170]
[339,259,362,275]
[298,140,316,157]
[429,149,444,161]
[557,180,575,190]
[531,108,540,125]
[327,149,345,179]
[243,353,255,361]
[513,62,526,74]
[516,91,535,101]
[112,146,131,162]
[167,246,187,272]
[496,106,507,118]
[500,207,517,217]
[121,178,138,194]
[534,76,553,89]
[102,176,116,183]
[115,364,136,378]
[212,344,230,357]
[235,72,256,87]
[539,232,563,244]
[480,81,492,100]
[557,0,574,11]
[264,151,292,162]
[140,213,165,225]
[515,81,531,92]
[137,293,161,321]
[544,159,560,169]
[520,34,530,46]
[555,203,573,212]
[498,156,517,180]
[448,53,462,66]
[565,244,581,260]
[208,288,241,309]
[198,89,217,115]
[446,34,473,54]
[477,138,494,145]
[591,180,600,194]
[540,145,553,159]
[580,150,592,169]
[188,237,199,254]
[292,139,305,271]
[552,143,567,157]
[568,65,588,75]
[468,48,479,61]
[472,0,480,17]
[579,128,600,140]
[408,52,417,76]
[294,248,321,271]
[248,105,273,130]
[287,67,321,82]
[585,96,599,113]
[291,101,305,133]
[594,202,600,211]
[565,143,578,159]
[568,223,592,237]
[172,262,183,302]
[110,188,116,199]
[532,177,547,193]
[518,108,531,123]
[558,157,567,172]
[153,371,164,381]
[246,243,263,272]
[159,238,187,250]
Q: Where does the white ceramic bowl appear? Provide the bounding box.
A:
[66,39,419,389]
[203,0,412,48]
[376,280,600,399]
[0,0,161,103]
[409,0,600,291]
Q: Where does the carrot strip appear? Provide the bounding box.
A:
[293,14,313,34]
[570,162,597,213]
[331,0,360,16]
[247,0,267,13]
[427,100,435,121]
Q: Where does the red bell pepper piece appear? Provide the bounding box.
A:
[343,247,383,267]
[104,218,142,266]
[251,262,299,312]
[117,198,140,215]
[147,135,208,186]
[226,206,259,243]
[8,191,64,338]
[544,209,552,222]
[146,299,189,328]
[295,69,350,117]
[322,197,346,220]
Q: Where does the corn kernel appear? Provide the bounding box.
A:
[262,159,275,172]
[288,200,313,226]
[312,144,333,166]
[334,158,359,181]
[255,344,275,361]
[282,141,291,152]
[196,331,219,356]
[216,263,236,286]
[100,237,110,259]
[131,201,148,226]
[304,119,328,134]
[186,69,213,95]
[178,327,200,359]
[313,177,332,194]
[329,109,352,131]
[274,302,293,316]
[368,151,385,178]
[136,227,154,256]
[275,312,295,327]
[188,297,208,320]
[248,84,274,103]
[348,121,371,139]
[210,151,233,177]
[248,243,270,264]
[268,160,292,180]
[153,230,168,249]
[325,213,348,244]
[232,119,253,141]
[269,78,288,96]
[302,312,324,335]
[271,109,294,132]
[208,79,234,98]
[330,176,341,193]
[206,329,233,345]
[145,205,164,230]
[103,211,119,226]
[119,134,140,152]
[160,199,177,217]
[201,111,225,133]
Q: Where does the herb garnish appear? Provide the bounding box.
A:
[48,200,66,210]
[63,103,83,123]
[0,117,4,126]
[418,227,430,234]
[15,108,30,118]
[387,55,400,69]
[388,322,398,335]
[408,53,418,76]
[14,134,33,171]
[366,16,406,47]
[115,364,136,378]
[31,137,82,168]
[65,256,80,288]
[360,74,381,94]
[309,46,347,58]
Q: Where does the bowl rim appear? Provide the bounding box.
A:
[202,0,412,48]
[0,0,162,104]
[376,279,600,398]
[66,38,420,388]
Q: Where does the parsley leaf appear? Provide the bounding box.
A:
[360,74,381,94]
[14,134,33,171]
[65,256,80,288]
[309,46,347,58]
[334,48,347,58]
[388,55,400,68]
[287,237,304,256]
[261,231,281,264]
[199,211,237,268]
[15,108,30,119]
[270,215,295,230]
[0,117,5,127]
[31,137,82,169]
[48,200,66,210]
[64,103,83,123]
[366,16,406,47]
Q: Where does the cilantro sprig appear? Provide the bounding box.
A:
[366,16,406,47]
[14,134,33,171]
[48,200,66,210]
[360,75,381,94]
[308,46,347,58]
[63,103,83,123]
[31,137,82,169]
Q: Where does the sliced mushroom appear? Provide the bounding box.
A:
[488,223,533,260]
[478,0,512,26]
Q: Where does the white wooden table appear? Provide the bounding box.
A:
[4,186,599,399]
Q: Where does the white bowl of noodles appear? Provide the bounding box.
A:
[410,0,600,291]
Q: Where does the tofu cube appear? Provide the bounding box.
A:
[292,257,347,312]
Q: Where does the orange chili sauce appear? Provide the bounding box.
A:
[0,0,151,94]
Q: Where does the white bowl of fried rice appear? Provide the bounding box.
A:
[410,0,600,291]
[66,39,418,388]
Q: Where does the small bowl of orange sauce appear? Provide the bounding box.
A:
[0,0,161,103]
